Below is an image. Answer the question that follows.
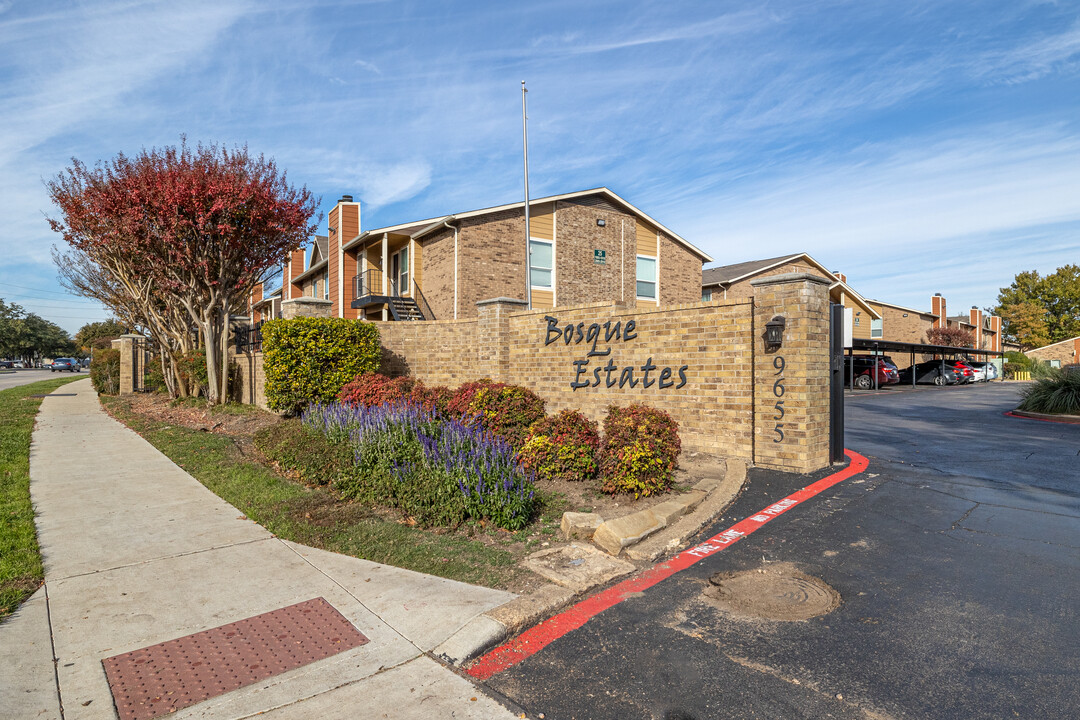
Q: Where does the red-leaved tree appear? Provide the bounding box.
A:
[48,140,319,403]
[926,325,975,348]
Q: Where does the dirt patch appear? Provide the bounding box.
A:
[123,394,281,440]
[703,562,840,621]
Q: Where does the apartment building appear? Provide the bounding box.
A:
[274,188,712,322]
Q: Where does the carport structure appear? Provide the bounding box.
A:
[848,338,1005,391]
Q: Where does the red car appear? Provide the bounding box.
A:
[947,360,975,384]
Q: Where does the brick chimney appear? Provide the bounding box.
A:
[283,248,306,299]
[931,293,947,329]
[327,194,360,318]
[832,270,847,283]
[969,306,983,348]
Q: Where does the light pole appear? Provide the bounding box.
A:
[522,80,531,308]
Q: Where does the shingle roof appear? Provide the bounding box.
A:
[701,254,801,286]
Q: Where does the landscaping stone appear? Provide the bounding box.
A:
[524,544,635,591]
[485,584,576,633]
[649,499,691,526]
[592,510,665,556]
[560,511,603,540]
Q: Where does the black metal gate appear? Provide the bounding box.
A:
[829,303,845,464]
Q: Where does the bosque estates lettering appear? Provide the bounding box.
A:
[543,315,688,391]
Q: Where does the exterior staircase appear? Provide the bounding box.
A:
[388,296,425,321]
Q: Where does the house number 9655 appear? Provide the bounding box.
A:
[772,355,785,443]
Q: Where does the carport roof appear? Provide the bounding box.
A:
[851,338,1003,357]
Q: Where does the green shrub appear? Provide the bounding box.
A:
[599,403,681,498]
[253,419,355,486]
[519,410,599,483]
[1018,371,1080,415]
[144,357,167,393]
[176,349,210,396]
[89,348,120,395]
[448,379,546,450]
[262,318,381,414]
[1005,350,1030,368]
[1029,358,1061,380]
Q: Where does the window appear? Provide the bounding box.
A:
[701,289,712,302]
[391,247,409,295]
[530,239,552,289]
[1050,359,1061,369]
[871,318,883,338]
[323,271,329,300]
[636,256,656,299]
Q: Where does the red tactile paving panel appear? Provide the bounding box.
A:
[102,597,368,720]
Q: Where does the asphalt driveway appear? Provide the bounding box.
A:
[479,382,1080,719]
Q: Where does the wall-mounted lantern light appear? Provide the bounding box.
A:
[597,219,606,227]
[765,316,786,349]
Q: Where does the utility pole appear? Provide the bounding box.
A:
[522,80,531,308]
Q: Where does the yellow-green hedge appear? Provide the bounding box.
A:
[262,318,381,413]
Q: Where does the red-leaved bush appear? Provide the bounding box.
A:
[599,404,681,497]
[448,379,546,450]
[518,410,600,482]
[337,373,452,414]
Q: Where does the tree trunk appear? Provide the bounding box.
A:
[220,305,230,403]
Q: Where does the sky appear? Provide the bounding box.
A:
[1,0,1079,335]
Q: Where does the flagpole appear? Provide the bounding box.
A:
[522,80,531,308]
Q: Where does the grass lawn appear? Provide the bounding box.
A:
[101,395,534,590]
[0,377,83,621]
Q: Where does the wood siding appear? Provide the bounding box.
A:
[529,202,554,241]
[636,220,657,257]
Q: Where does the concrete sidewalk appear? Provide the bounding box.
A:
[1,379,520,719]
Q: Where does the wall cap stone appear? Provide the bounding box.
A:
[281,297,333,306]
[750,272,832,287]
[476,297,528,307]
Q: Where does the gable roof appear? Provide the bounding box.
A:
[869,299,937,317]
[308,235,328,269]
[701,254,802,286]
[341,187,713,262]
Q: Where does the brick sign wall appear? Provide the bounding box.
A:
[235,274,833,473]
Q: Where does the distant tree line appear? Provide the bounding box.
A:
[995,265,1080,351]
[0,299,75,363]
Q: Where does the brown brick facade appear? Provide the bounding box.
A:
[551,201,637,307]
[1028,337,1080,366]
[659,230,704,306]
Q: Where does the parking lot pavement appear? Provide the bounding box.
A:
[478,382,1080,719]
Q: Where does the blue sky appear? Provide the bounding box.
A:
[2,0,1079,334]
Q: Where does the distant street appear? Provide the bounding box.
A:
[479,383,1080,719]
[0,368,70,391]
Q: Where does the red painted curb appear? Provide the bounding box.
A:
[1004,410,1080,425]
[467,449,871,680]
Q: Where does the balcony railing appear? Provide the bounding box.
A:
[353,269,400,300]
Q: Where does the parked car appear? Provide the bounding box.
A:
[946,360,975,383]
[0,360,12,369]
[898,361,960,386]
[13,361,25,368]
[845,355,900,389]
[50,358,81,372]
[964,361,998,382]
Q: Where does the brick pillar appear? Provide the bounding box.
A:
[750,273,832,473]
[476,297,527,382]
[114,334,143,396]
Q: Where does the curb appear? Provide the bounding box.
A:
[1005,409,1080,425]
[438,458,748,667]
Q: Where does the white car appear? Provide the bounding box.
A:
[965,361,998,382]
